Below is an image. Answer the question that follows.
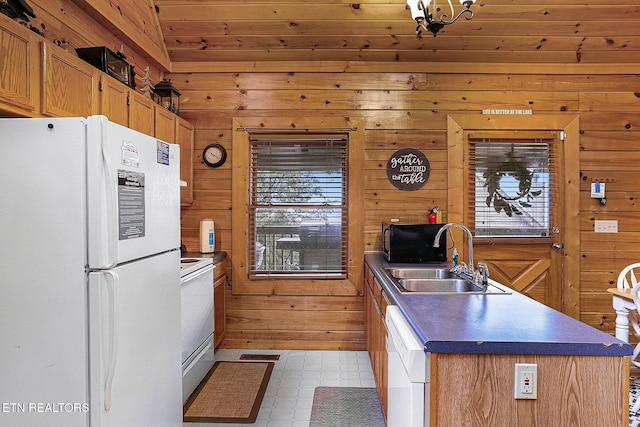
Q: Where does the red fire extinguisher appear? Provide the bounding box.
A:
[429,207,438,224]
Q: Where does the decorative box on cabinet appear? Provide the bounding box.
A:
[41,41,99,118]
[0,14,40,116]
[175,116,195,206]
[213,258,227,348]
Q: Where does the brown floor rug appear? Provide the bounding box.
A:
[239,353,280,361]
[183,360,274,423]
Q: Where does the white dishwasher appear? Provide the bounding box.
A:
[386,305,430,427]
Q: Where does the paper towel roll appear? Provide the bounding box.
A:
[199,219,215,253]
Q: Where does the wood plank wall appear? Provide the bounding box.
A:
[172,67,640,349]
[16,0,640,349]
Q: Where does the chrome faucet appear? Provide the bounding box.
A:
[434,223,491,288]
[434,223,477,281]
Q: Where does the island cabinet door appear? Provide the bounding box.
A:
[431,353,628,427]
[364,266,388,421]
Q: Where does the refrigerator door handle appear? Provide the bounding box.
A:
[102,138,119,269]
[102,270,119,412]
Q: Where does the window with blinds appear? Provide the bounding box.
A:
[248,132,348,278]
[469,139,554,237]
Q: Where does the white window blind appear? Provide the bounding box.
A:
[469,139,554,237]
[249,132,348,278]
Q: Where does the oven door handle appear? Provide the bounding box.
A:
[181,264,214,283]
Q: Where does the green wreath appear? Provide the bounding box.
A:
[483,152,542,217]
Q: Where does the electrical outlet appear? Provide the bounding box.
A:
[514,363,537,399]
[594,220,618,233]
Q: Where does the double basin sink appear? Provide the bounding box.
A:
[384,267,509,295]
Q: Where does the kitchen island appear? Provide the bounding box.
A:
[365,253,632,427]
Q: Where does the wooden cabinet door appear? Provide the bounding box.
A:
[213,258,227,348]
[154,105,176,143]
[213,276,226,348]
[0,14,39,115]
[100,75,129,127]
[379,290,389,421]
[128,91,155,136]
[41,42,98,117]
[365,266,388,422]
[175,116,195,205]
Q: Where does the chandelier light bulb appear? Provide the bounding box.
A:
[406,0,424,21]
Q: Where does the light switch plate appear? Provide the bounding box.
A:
[594,220,618,233]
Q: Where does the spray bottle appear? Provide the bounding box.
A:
[451,248,459,268]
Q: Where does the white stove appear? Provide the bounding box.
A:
[179,257,215,402]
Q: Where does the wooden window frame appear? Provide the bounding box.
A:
[231,117,364,296]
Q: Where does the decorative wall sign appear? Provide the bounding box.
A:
[481,109,533,115]
[386,148,430,191]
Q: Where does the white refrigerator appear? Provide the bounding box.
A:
[0,116,183,427]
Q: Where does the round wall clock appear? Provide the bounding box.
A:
[202,143,227,168]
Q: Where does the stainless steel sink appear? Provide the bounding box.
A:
[398,278,481,293]
[383,267,509,295]
[384,267,452,279]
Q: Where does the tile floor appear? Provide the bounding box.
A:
[182,349,376,427]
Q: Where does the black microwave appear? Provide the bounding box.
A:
[382,223,447,263]
[76,47,136,89]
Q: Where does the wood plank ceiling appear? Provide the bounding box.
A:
[153,0,640,65]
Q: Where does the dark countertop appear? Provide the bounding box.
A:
[366,253,632,356]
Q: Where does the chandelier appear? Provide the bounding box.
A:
[406,0,476,37]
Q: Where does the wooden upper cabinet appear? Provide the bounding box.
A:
[128,91,155,136]
[100,75,129,127]
[155,105,176,143]
[153,107,195,205]
[41,42,98,118]
[175,116,195,206]
[0,14,39,115]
